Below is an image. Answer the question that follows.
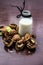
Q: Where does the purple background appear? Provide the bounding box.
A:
[0,0,43,65]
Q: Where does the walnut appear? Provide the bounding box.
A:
[24,33,31,41]
[15,37,25,51]
[3,35,13,47]
[3,40,11,47]
[9,29,17,35]
[9,24,18,31]
[9,24,19,34]
[2,31,9,39]
[26,38,36,50]
[12,34,21,41]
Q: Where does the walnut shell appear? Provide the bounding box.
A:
[9,24,18,30]
[26,38,36,49]
[15,41,24,51]
[12,34,21,41]
[24,33,31,41]
[15,36,25,51]
[9,29,17,35]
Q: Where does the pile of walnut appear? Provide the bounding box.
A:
[1,24,37,52]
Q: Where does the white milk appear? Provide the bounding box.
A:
[19,10,33,35]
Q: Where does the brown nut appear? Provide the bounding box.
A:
[9,24,19,33]
[3,36,12,41]
[9,24,18,30]
[24,33,31,41]
[3,40,12,47]
[2,31,9,39]
[12,34,21,41]
[3,36,15,47]
[3,42,12,47]
[3,35,13,47]
[9,29,17,35]
[15,37,25,51]
[26,38,36,50]
[15,39,25,51]
[27,41,36,49]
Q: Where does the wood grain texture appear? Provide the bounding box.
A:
[0,0,43,65]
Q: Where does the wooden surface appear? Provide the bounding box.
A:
[0,0,43,65]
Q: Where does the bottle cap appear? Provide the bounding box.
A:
[22,10,32,18]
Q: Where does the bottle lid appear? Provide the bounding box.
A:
[22,10,32,18]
